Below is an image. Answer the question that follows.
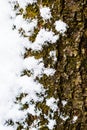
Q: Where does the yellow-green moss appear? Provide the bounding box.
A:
[29,28,39,42]
[23,4,39,19]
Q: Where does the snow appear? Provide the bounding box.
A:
[40,6,52,20]
[0,0,69,129]
[32,28,59,50]
[11,0,37,9]
[0,0,56,129]
[23,57,44,78]
[72,116,78,123]
[54,20,68,34]
[60,115,69,121]
[46,97,58,111]
[47,119,56,130]
[61,100,67,107]
[13,15,38,36]
[0,0,41,129]
[0,0,24,127]
[23,57,55,78]
[49,50,57,63]
[16,76,45,104]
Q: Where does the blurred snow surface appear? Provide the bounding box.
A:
[0,0,42,129]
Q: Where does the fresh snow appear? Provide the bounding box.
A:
[23,57,55,78]
[61,100,67,107]
[13,15,38,36]
[47,119,56,130]
[46,97,58,111]
[72,116,78,123]
[40,6,52,20]
[11,0,37,9]
[49,50,57,63]
[0,0,69,129]
[32,28,59,50]
[0,0,24,129]
[0,0,42,129]
[54,20,68,34]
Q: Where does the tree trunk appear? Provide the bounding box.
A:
[54,0,87,129]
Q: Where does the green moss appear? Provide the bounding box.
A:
[37,0,53,7]
[14,93,28,105]
[29,28,39,42]
[20,102,29,110]
[39,126,49,130]
[39,117,48,127]
[21,69,32,77]
[23,4,39,19]
[17,125,23,130]
[36,102,50,115]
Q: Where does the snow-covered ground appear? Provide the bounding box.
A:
[0,0,44,129]
[0,0,68,129]
[0,0,25,129]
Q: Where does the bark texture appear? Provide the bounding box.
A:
[54,0,87,129]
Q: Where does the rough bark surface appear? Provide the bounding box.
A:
[54,0,87,129]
